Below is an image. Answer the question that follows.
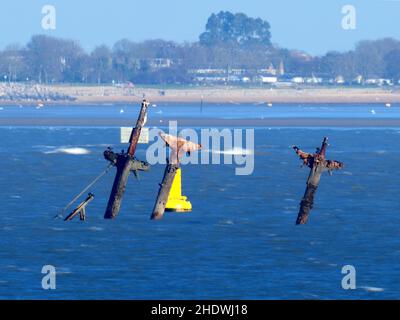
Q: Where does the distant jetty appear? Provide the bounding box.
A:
[1,83,400,105]
[0,83,76,103]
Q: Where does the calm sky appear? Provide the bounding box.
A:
[0,0,399,55]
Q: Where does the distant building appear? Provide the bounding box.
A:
[194,76,227,83]
[189,69,227,83]
[304,75,322,84]
[189,69,226,75]
[259,63,277,76]
[335,76,345,85]
[258,76,278,84]
[230,69,246,76]
[354,75,363,84]
[291,77,304,84]
[227,75,241,82]
[365,78,392,86]
[148,58,174,69]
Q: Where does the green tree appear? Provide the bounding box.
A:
[199,11,271,47]
[0,44,29,81]
[26,35,85,83]
[91,45,113,83]
[384,49,400,80]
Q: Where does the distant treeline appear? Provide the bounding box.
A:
[1,11,400,84]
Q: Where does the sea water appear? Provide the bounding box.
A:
[0,105,399,299]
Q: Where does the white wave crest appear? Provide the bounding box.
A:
[361,286,384,293]
[210,147,253,155]
[45,147,91,155]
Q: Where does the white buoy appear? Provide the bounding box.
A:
[371,109,376,115]
[385,103,391,108]
[267,102,273,107]
[120,108,124,114]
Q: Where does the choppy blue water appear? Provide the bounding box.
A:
[1,102,400,120]
[0,109,399,299]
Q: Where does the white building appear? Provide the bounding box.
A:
[189,69,226,75]
[291,77,304,84]
[354,75,363,84]
[335,76,345,85]
[305,76,322,84]
[365,79,392,86]
[259,76,278,84]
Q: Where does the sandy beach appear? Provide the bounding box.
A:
[1,84,400,105]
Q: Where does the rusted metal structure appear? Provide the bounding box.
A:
[150,133,201,220]
[151,161,180,220]
[104,100,150,219]
[293,137,344,225]
[64,193,95,221]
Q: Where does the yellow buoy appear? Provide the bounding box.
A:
[165,167,192,212]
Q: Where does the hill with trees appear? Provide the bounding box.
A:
[1,11,400,85]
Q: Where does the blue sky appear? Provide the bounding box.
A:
[0,0,399,55]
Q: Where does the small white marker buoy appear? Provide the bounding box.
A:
[385,103,391,108]
[120,109,124,114]
[267,102,273,107]
[371,109,376,115]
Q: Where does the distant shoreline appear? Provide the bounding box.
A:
[1,85,400,105]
